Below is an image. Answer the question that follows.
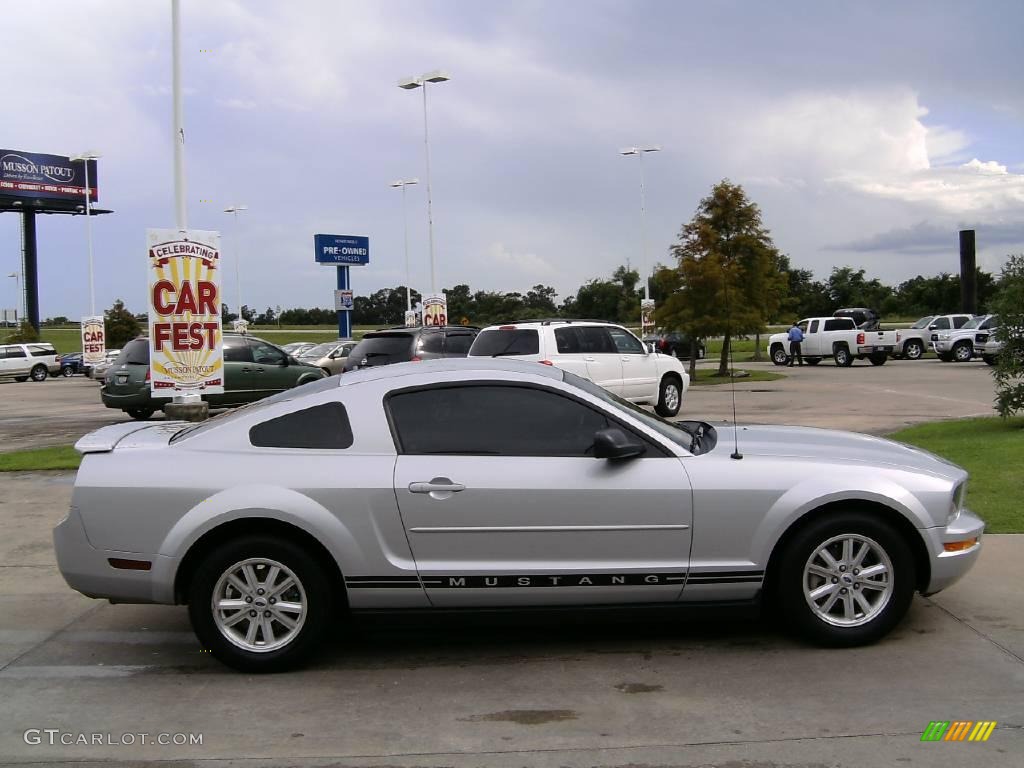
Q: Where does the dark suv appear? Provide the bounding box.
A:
[342,326,479,372]
[642,332,706,360]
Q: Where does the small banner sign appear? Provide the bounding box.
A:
[80,315,106,365]
[146,229,224,395]
[423,293,448,327]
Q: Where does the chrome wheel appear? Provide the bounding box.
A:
[904,341,923,360]
[663,382,680,412]
[803,534,893,627]
[212,558,307,653]
[953,342,973,362]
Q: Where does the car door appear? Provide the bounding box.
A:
[551,326,593,379]
[389,382,693,607]
[577,326,623,395]
[219,337,255,404]
[2,345,29,377]
[247,338,295,395]
[802,319,820,355]
[608,326,657,401]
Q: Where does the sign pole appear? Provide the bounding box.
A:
[337,265,351,339]
[171,0,188,232]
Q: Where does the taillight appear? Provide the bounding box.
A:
[498,325,517,330]
[539,360,554,366]
[896,332,901,342]
[144,369,151,382]
[411,356,422,362]
[659,340,668,350]
[857,332,865,345]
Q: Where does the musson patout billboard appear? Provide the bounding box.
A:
[146,229,224,395]
[0,150,97,203]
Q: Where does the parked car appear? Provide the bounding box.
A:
[58,352,83,377]
[767,317,897,367]
[282,342,317,356]
[295,341,358,375]
[469,320,688,417]
[56,357,984,672]
[341,326,479,373]
[99,336,326,420]
[86,349,122,380]
[0,342,61,381]
[642,332,706,360]
[833,307,881,330]
[977,328,1002,366]
[933,314,999,362]
[893,314,973,360]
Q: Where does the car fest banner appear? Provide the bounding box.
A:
[80,315,106,365]
[146,229,224,395]
[423,293,448,327]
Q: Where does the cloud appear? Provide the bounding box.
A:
[483,242,558,280]
[831,220,1024,254]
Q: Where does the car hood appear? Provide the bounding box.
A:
[717,424,965,480]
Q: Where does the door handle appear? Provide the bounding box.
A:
[409,477,466,497]
[583,356,596,362]
[241,367,252,373]
[621,356,631,362]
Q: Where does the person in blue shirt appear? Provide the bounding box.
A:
[787,321,804,366]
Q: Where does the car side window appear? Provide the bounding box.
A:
[388,385,614,457]
[444,332,475,355]
[248,340,286,365]
[578,327,616,354]
[5,346,26,358]
[952,316,970,329]
[809,320,819,333]
[249,402,353,449]
[823,319,852,332]
[224,341,253,363]
[419,332,444,354]
[608,328,645,354]
[933,318,950,330]
[554,327,581,354]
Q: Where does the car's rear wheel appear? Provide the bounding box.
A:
[952,341,973,362]
[868,353,887,366]
[776,512,914,647]
[30,364,47,382]
[188,536,332,673]
[982,355,997,366]
[771,344,789,366]
[61,366,74,377]
[125,406,155,420]
[903,340,924,360]
[833,345,853,367]
[654,375,682,417]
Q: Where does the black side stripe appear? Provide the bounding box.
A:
[344,571,764,589]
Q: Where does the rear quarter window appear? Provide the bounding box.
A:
[249,402,353,449]
[470,329,540,356]
[823,319,854,332]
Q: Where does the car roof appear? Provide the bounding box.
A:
[479,319,625,330]
[336,356,566,386]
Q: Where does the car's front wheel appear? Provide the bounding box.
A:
[30,364,48,382]
[770,344,789,366]
[188,536,332,672]
[125,407,155,420]
[952,341,973,362]
[776,512,915,647]
[654,375,682,417]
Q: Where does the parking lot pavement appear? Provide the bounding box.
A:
[0,357,999,454]
[686,356,997,434]
[0,473,1021,766]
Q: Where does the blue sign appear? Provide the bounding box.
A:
[0,149,98,203]
[314,234,369,265]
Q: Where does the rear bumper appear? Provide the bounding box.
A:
[921,508,986,595]
[53,506,175,604]
[856,345,893,355]
[100,387,160,410]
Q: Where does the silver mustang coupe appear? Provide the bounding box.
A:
[55,358,983,672]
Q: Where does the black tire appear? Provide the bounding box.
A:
[868,353,887,366]
[951,341,973,363]
[30,364,48,382]
[937,352,953,362]
[903,340,924,360]
[654,375,682,417]
[14,376,28,382]
[805,358,821,366]
[776,511,915,647]
[125,407,155,421]
[61,366,74,377]
[982,355,997,366]
[188,535,333,673]
[833,345,853,367]
[771,344,789,366]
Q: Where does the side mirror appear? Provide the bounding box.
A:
[593,427,646,460]
[928,324,938,330]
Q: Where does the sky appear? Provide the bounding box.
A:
[3,0,1024,319]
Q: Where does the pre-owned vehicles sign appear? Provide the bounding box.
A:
[146,229,224,395]
[80,316,106,365]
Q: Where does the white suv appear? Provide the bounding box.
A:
[0,343,61,382]
[468,320,689,416]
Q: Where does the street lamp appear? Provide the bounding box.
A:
[397,69,450,294]
[389,178,419,312]
[7,272,19,326]
[223,205,248,323]
[70,151,101,315]
[619,145,661,301]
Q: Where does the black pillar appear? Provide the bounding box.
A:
[959,229,977,314]
[21,210,40,332]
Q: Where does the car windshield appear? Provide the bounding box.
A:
[960,316,985,330]
[910,316,935,329]
[561,370,695,453]
[299,342,338,358]
[349,334,414,363]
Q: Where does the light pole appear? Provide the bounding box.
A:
[398,70,450,294]
[389,178,419,311]
[619,145,661,301]
[70,151,101,315]
[223,205,248,322]
[7,272,19,325]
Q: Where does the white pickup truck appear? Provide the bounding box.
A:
[768,317,898,367]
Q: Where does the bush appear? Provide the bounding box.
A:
[4,320,40,343]
[992,255,1024,418]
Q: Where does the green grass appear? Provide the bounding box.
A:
[689,369,786,385]
[889,417,1024,533]
[0,445,81,472]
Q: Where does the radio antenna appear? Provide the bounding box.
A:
[722,256,743,460]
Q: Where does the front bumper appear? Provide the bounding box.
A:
[53,506,176,604]
[920,508,985,595]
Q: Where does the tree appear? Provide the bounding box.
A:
[105,299,141,348]
[661,180,784,376]
[5,320,40,343]
[826,266,893,310]
[240,304,256,323]
[991,255,1024,418]
[255,307,276,325]
[221,303,238,324]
